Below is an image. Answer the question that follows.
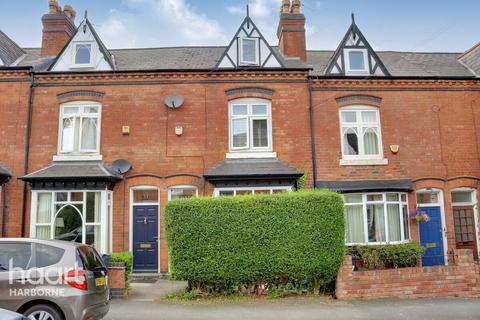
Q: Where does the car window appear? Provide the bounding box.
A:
[0,243,32,271]
[34,243,65,268]
[77,246,105,271]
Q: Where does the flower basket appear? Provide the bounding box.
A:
[409,209,430,222]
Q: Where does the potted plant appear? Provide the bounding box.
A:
[409,209,430,222]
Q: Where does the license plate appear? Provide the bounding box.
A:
[95,277,106,287]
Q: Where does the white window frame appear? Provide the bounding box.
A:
[344,48,369,75]
[450,188,480,259]
[339,105,384,161]
[229,98,272,153]
[30,190,110,254]
[71,42,95,68]
[58,101,102,156]
[344,192,410,246]
[214,186,292,197]
[239,37,260,66]
[168,185,199,201]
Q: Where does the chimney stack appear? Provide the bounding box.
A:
[41,0,76,56]
[277,0,307,62]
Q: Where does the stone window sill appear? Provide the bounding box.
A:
[339,158,388,166]
[53,154,103,162]
[226,152,277,159]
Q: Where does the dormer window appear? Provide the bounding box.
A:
[72,43,94,68]
[240,38,259,66]
[345,49,368,74]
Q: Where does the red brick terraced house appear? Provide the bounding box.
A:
[0,0,479,274]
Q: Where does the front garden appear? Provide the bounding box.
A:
[165,190,345,297]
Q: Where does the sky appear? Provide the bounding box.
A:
[0,0,479,52]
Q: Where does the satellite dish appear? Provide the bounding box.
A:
[164,95,185,109]
[111,159,132,174]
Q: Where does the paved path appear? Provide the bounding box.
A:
[105,281,480,320]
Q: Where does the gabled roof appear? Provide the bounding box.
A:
[458,42,480,77]
[324,15,390,77]
[216,12,284,69]
[308,51,474,77]
[0,29,25,66]
[48,18,115,71]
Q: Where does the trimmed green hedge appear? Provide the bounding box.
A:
[165,190,345,293]
[347,242,425,270]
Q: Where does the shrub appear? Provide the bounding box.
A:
[165,190,345,294]
[347,242,425,270]
[110,251,133,288]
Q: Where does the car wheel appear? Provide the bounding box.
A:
[24,304,64,320]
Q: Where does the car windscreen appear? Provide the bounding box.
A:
[77,245,105,271]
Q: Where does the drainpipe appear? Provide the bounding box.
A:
[308,79,317,189]
[2,183,7,237]
[21,69,35,237]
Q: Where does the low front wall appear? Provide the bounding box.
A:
[336,249,480,300]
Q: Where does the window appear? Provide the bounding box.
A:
[340,106,383,160]
[75,44,92,65]
[229,99,272,152]
[344,193,409,244]
[345,49,368,74]
[214,187,291,197]
[0,243,32,271]
[451,190,474,204]
[168,186,198,201]
[32,191,109,254]
[133,189,159,204]
[59,102,101,154]
[240,38,259,65]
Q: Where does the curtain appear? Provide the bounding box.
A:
[345,205,364,243]
[252,119,268,147]
[61,117,75,152]
[367,204,385,242]
[402,205,410,240]
[86,192,101,223]
[343,128,359,155]
[242,39,256,62]
[36,193,52,240]
[81,118,98,150]
[363,128,379,155]
[387,204,402,242]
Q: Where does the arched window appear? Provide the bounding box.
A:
[339,105,383,159]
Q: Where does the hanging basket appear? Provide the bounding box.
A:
[409,209,430,222]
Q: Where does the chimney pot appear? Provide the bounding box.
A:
[280,0,290,14]
[48,0,60,13]
[63,5,76,20]
[291,0,301,13]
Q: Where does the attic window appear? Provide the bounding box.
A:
[240,38,259,66]
[74,43,92,66]
[345,49,368,74]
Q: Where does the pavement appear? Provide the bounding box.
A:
[105,280,480,320]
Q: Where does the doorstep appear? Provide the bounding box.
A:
[130,272,169,283]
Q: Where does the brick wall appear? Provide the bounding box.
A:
[336,249,480,300]
[0,70,31,237]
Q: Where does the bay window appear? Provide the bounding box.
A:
[31,190,111,254]
[340,106,383,159]
[59,102,101,155]
[344,192,409,245]
[229,98,272,152]
[214,186,290,197]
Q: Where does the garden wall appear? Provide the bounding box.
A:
[336,249,480,300]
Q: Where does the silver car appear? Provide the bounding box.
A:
[0,238,109,320]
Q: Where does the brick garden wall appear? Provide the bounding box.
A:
[336,249,480,300]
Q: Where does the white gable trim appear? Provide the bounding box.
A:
[217,17,282,69]
[50,20,113,72]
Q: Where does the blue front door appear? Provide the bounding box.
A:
[133,206,158,272]
[419,206,445,266]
